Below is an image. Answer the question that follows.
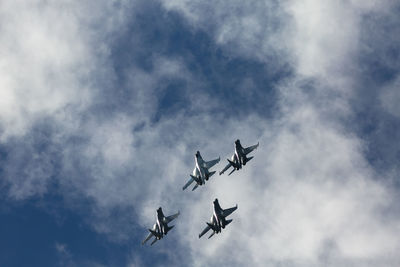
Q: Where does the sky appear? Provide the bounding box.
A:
[1,0,400,266]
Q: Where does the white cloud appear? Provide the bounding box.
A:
[169,87,400,266]
[0,0,135,199]
[154,1,400,266]
[2,1,400,267]
[285,1,360,79]
[160,0,397,88]
[161,0,290,66]
[0,0,132,140]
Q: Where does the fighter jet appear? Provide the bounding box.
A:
[199,198,238,239]
[142,207,180,246]
[182,151,220,191]
[219,139,259,176]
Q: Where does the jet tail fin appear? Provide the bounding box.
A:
[208,171,216,178]
[227,159,236,167]
[190,175,201,183]
[192,184,199,191]
[206,222,216,231]
[208,232,215,239]
[149,229,157,236]
[228,169,235,176]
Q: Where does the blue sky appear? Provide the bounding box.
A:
[1,1,400,266]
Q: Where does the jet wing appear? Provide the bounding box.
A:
[164,211,180,224]
[150,237,158,246]
[228,168,236,176]
[199,224,211,238]
[182,177,195,191]
[222,205,238,218]
[142,232,153,245]
[192,184,199,191]
[204,157,220,169]
[219,161,232,175]
[244,142,259,155]
[142,223,157,245]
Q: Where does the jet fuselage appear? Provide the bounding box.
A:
[195,151,208,182]
[191,167,202,185]
[213,199,227,229]
[157,207,167,235]
[228,154,241,170]
[234,139,247,167]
